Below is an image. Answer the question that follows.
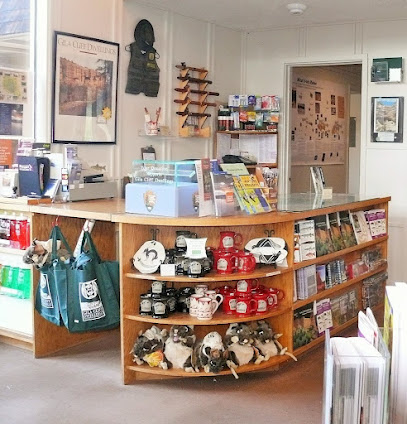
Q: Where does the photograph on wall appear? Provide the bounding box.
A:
[0,69,27,103]
[371,96,403,143]
[0,103,23,135]
[52,32,119,144]
[337,96,345,119]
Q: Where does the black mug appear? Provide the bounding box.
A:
[177,287,194,313]
[139,293,152,316]
[151,295,169,318]
[175,230,198,251]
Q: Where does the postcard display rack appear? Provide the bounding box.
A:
[114,195,390,384]
[174,64,219,138]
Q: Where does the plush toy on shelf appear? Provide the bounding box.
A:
[192,331,228,374]
[131,325,168,369]
[252,320,297,362]
[164,325,196,372]
[224,323,261,377]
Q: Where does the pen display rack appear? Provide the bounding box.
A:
[174,63,219,138]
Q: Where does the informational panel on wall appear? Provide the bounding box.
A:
[291,76,348,166]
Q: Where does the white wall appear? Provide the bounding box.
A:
[245,19,407,281]
[42,0,242,178]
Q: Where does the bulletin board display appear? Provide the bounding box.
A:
[291,76,348,166]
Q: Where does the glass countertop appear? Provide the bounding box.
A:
[277,193,386,213]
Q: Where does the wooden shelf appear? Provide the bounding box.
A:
[294,315,359,357]
[124,306,291,326]
[245,163,278,169]
[0,246,26,256]
[127,353,289,378]
[217,130,278,135]
[293,263,388,310]
[126,264,290,282]
[293,236,388,270]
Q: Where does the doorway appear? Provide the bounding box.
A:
[282,60,365,196]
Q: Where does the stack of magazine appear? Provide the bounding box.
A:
[323,308,390,424]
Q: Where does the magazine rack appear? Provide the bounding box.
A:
[322,328,390,424]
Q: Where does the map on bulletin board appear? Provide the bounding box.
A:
[291,76,347,165]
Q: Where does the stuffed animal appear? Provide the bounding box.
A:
[131,325,168,369]
[164,325,196,372]
[225,323,261,375]
[192,331,228,374]
[23,239,70,269]
[252,320,297,362]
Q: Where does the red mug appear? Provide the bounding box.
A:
[253,292,269,315]
[219,231,243,251]
[237,251,257,273]
[214,250,238,274]
[251,284,267,295]
[222,290,237,315]
[236,278,259,294]
[217,285,234,296]
[235,293,256,317]
[267,287,285,310]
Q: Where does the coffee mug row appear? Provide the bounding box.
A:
[175,230,243,252]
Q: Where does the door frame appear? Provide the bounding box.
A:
[281,54,368,195]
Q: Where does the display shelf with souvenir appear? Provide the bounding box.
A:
[114,195,390,384]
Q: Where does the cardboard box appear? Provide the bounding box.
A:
[125,182,199,217]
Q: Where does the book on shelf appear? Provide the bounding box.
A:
[330,289,358,327]
[365,208,387,239]
[260,167,279,199]
[338,210,358,247]
[295,219,317,262]
[232,176,253,214]
[219,163,249,176]
[293,303,319,349]
[362,272,387,310]
[328,212,345,251]
[351,211,373,244]
[296,264,317,300]
[314,214,335,257]
[316,264,326,292]
[314,298,333,335]
[194,158,215,217]
[210,171,238,217]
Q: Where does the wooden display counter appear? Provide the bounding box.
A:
[0,195,390,379]
[112,195,390,384]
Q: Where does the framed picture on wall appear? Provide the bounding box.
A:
[52,31,119,144]
[371,96,404,143]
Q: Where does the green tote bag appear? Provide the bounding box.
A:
[55,230,120,333]
[34,225,72,326]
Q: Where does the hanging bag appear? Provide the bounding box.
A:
[34,225,72,326]
[56,230,120,333]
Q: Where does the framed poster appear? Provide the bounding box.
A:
[371,96,403,143]
[52,32,119,144]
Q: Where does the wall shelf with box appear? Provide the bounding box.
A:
[113,195,390,384]
[174,63,219,138]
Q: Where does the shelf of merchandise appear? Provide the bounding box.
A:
[293,315,360,357]
[292,236,388,270]
[127,353,288,379]
[293,263,388,310]
[126,264,290,282]
[124,305,290,326]
[113,195,390,384]
[217,131,278,135]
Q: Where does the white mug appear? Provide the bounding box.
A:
[195,284,209,296]
[196,296,220,320]
[189,294,203,317]
[205,290,224,306]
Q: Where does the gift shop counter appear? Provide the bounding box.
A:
[0,195,390,384]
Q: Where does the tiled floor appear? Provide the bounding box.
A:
[0,332,327,424]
